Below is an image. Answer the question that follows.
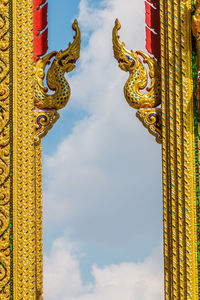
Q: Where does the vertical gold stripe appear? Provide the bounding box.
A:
[35,142,43,298]
[160,0,172,297]
[174,0,187,297]
[12,0,36,298]
[182,0,198,297]
[168,0,181,297]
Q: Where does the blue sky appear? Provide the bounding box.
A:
[43,1,163,299]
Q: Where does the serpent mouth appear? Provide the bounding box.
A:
[118,58,127,64]
[68,58,77,64]
[118,58,129,70]
[58,56,77,67]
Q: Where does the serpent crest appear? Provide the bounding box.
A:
[34,19,81,110]
[112,19,161,109]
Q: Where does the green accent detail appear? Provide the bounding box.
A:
[191,7,200,296]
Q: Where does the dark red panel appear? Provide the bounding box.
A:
[34,29,48,62]
[145,26,160,60]
[34,4,48,33]
[145,2,160,32]
[145,0,160,60]
[33,0,48,62]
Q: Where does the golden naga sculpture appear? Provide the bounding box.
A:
[112,19,162,143]
[112,19,161,110]
[34,19,81,142]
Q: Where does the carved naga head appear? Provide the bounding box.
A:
[112,19,139,72]
[54,19,81,73]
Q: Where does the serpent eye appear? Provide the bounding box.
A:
[58,54,69,66]
[131,59,135,66]
[126,55,135,66]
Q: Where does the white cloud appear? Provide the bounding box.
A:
[44,237,164,300]
[44,238,83,298]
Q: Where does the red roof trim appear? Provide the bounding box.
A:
[145,0,160,60]
[33,0,48,62]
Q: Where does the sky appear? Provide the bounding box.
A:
[43,0,163,299]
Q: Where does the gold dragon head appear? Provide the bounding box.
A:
[54,19,81,73]
[112,19,140,72]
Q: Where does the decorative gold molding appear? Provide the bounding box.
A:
[34,109,59,145]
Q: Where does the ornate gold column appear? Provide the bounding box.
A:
[160,0,198,298]
[113,0,199,298]
[0,1,80,298]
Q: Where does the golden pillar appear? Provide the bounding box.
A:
[113,0,200,298]
[0,0,80,298]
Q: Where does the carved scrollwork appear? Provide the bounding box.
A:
[0,245,10,291]
[0,206,9,236]
[0,144,10,184]
[34,109,59,144]
[0,178,10,206]
[0,125,9,147]
[136,108,162,144]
